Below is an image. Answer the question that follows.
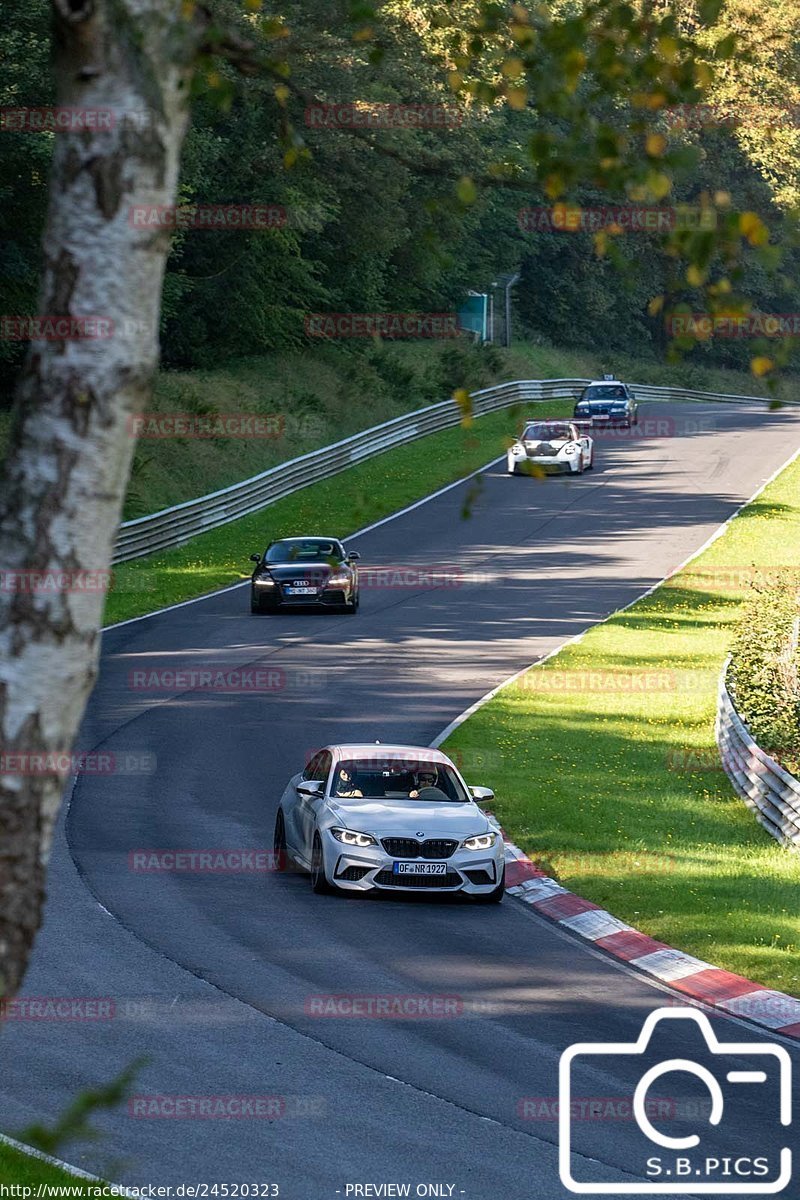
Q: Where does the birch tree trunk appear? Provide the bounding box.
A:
[0,0,195,999]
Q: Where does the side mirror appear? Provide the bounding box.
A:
[297,780,324,799]
[470,786,495,803]
[347,551,361,562]
[249,553,261,564]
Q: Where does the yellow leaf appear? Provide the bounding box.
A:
[751,357,774,377]
[714,190,731,207]
[274,84,290,106]
[646,133,667,157]
[632,92,667,110]
[686,264,706,287]
[456,176,477,204]
[181,0,195,17]
[506,86,528,110]
[502,57,525,79]
[594,230,608,257]
[353,26,374,42]
[739,211,769,246]
[454,388,474,427]
[657,35,679,64]
[283,147,299,169]
[448,71,463,91]
[544,173,564,199]
[244,0,262,9]
[648,295,664,317]
[694,62,714,89]
[647,171,672,199]
[206,71,222,89]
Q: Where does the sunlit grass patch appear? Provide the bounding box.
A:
[445,451,800,994]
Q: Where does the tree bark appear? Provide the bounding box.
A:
[0,0,194,999]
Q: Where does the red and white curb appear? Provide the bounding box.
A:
[492,821,800,1040]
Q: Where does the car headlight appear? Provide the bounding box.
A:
[331,827,376,847]
[327,572,350,586]
[254,575,275,586]
[511,442,524,454]
[462,832,497,851]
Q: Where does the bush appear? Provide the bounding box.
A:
[728,578,800,771]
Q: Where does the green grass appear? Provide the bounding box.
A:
[444,451,800,995]
[106,400,572,625]
[0,1140,98,1188]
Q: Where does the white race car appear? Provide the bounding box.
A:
[274,743,506,902]
[507,420,594,476]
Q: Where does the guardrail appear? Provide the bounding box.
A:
[114,376,776,563]
[716,658,800,848]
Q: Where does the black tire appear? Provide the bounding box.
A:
[342,595,359,614]
[311,832,333,894]
[475,866,505,904]
[273,809,289,872]
[251,593,275,614]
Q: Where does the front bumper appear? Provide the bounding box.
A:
[575,412,629,427]
[321,831,504,895]
[508,452,575,475]
[252,584,351,608]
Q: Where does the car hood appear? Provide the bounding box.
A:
[260,563,337,581]
[324,797,491,838]
[578,400,626,411]
[524,438,569,452]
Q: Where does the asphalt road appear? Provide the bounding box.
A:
[2,402,800,1198]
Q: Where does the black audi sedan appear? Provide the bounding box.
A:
[249,536,360,614]
[573,380,639,428]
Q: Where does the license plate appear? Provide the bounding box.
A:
[393,861,447,876]
[285,586,318,595]
[593,414,610,421]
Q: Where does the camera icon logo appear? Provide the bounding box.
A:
[559,1007,792,1194]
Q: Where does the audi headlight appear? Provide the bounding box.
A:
[327,572,350,586]
[254,575,275,587]
[463,832,497,851]
[331,827,376,847]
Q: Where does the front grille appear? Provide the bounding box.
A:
[381,838,458,860]
[336,865,371,882]
[525,443,558,457]
[374,869,462,889]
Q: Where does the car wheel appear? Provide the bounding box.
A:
[585,449,594,470]
[251,593,274,614]
[311,832,333,894]
[572,456,584,475]
[273,809,289,871]
[342,597,358,614]
[475,866,505,904]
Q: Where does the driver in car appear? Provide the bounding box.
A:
[334,766,363,798]
[409,767,444,800]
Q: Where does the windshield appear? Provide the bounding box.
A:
[332,758,469,803]
[523,423,573,442]
[581,385,627,401]
[265,539,343,564]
